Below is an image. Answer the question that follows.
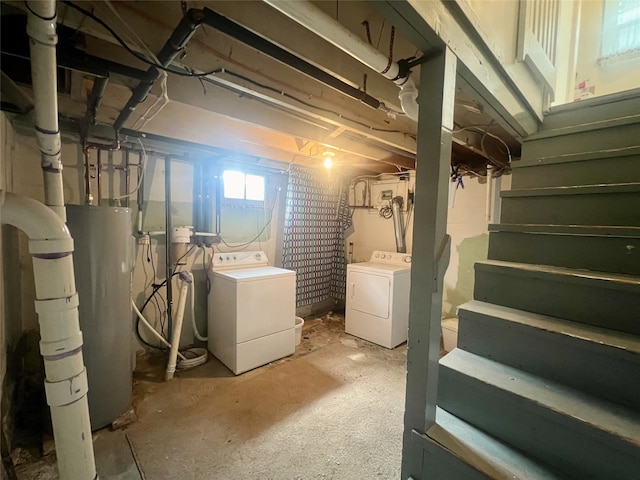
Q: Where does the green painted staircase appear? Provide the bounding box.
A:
[425,90,640,479]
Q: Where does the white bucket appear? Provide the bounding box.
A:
[295,317,304,346]
[441,317,459,352]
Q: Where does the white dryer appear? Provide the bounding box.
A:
[208,251,296,374]
[345,251,412,348]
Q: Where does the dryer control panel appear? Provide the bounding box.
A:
[211,250,269,270]
[369,251,412,266]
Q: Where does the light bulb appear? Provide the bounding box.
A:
[322,151,335,169]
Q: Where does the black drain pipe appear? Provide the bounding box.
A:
[113,8,205,131]
[201,7,382,110]
[80,76,109,140]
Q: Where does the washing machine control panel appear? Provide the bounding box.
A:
[211,250,269,269]
[370,251,412,266]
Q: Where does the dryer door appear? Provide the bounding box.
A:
[348,270,390,319]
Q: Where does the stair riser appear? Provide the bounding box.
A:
[456,309,640,410]
[511,154,640,189]
[521,122,640,160]
[416,435,489,480]
[474,267,640,335]
[488,231,640,275]
[539,95,640,132]
[500,192,640,226]
[438,367,640,480]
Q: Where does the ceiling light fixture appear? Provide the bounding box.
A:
[322,151,335,169]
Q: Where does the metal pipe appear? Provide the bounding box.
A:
[80,77,109,141]
[124,150,130,208]
[164,156,173,341]
[0,191,96,480]
[83,146,93,205]
[263,0,419,120]
[26,0,66,220]
[201,7,382,110]
[113,9,205,131]
[391,196,406,253]
[136,150,144,234]
[96,150,102,206]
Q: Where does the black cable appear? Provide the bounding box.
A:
[379,204,393,219]
[219,185,279,249]
[134,271,180,350]
[62,1,219,78]
[175,244,196,268]
[63,1,414,136]
[202,246,211,294]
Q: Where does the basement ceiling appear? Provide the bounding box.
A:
[0,0,520,177]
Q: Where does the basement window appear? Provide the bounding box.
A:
[601,0,640,60]
[222,170,265,202]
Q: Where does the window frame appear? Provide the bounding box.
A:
[220,168,266,207]
[600,0,640,62]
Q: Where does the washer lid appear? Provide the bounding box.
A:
[347,261,411,275]
[214,266,295,282]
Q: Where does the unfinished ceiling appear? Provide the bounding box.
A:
[0,0,520,176]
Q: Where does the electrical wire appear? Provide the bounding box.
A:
[102,0,171,130]
[64,1,415,136]
[61,1,219,78]
[218,186,279,250]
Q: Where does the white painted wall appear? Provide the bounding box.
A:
[572,0,640,101]
[2,125,285,357]
[346,172,502,318]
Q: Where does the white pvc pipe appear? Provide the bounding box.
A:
[190,273,207,341]
[0,191,96,480]
[131,300,186,360]
[264,0,419,120]
[486,164,494,222]
[165,272,192,380]
[27,0,66,221]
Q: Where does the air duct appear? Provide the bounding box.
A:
[263,0,419,121]
[391,196,406,253]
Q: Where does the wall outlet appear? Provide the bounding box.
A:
[381,190,393,200]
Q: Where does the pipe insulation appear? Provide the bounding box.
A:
[26,0,66,221]
[263,0,419,120]
[0,192,96,480]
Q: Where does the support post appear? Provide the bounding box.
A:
[401,46,457,480]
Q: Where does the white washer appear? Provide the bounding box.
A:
[345,251,412,348]
[208,251,296,374]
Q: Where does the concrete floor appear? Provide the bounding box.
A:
[15,312,410,479]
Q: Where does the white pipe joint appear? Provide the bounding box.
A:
[26,2,58,45]
[35,295,81,346]
[264,0,419,119]
[44,368,89,407]
[398,77,419,122]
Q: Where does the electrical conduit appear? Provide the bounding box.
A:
[0,192,96,480]
[263,0,419,121]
